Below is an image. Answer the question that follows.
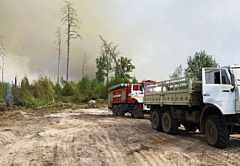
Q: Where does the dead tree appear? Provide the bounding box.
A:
[82,52,86,78]
[1,56,4,82]
[61,0,81,81]
[99,35,127,83]
[99,36,112,84]
[55,27,62,84]
[0,36,6,82]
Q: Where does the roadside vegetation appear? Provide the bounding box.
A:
[0,50,218,109]
[10,74,135,108]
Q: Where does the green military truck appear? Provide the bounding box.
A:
[144,66,240,148]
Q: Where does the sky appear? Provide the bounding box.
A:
[0,0,240,83]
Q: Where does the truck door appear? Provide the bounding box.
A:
[202,68,235,114]
[131,84,143,96]
[131,84,144,103]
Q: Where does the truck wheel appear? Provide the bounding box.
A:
[205,115,229,149]
[151,111,163,131]
[162,111,178,135]
[112,105,118,116]
[133,104,144,119]
[117,105,125,116]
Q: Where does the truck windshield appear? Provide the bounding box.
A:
[233,68,240,86]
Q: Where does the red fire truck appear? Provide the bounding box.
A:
[108,80,155,118]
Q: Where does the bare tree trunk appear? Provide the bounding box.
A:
[0,37,6,83]
[66,31,70,81]
[15,76,17,86]
[106,57,109,85]
[56,27,61,85]
[57,45,61,84]
[66,7,70,81]
[82,52,86,78]
[2,57,4,82]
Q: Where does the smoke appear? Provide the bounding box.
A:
[0,0,99,82]
[0,0,240,83]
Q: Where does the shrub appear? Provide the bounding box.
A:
[12,76,55,107]
[62,81,82,103]
[0,82,8,104]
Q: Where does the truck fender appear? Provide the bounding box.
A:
[131,97,143,104]
[200,104,223,133]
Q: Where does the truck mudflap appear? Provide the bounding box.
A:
[236,101,240,114]
[143,104,150,111]
[223,114,240,125]
[226,114,240,134]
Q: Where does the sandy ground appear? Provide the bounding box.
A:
[0,108,240,166]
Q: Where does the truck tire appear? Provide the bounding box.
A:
[112,105,118,116]
[151,111,163,131]
[133,104,144,119]
[205,115,229,149]
[162,111,178,135]
[117,105,125,117]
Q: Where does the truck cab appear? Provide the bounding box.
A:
[130,84,144,102]
[202,66,240,115]
[200,66,240,148]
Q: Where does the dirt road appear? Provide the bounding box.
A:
[0,108,240,165]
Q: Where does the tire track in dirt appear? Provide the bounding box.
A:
[126,143,156,165]
[0,130,17,149]
[133,151,152,165]
[198,151,238,166]
[139,150,161,165]
[92,128,127,166]
[52,136,78,166]
[0,136,38,165]
[1,109,240,165]
[106,118,172,165]
[123,121,179,165]
[40,119,96,165]
[96,117,166,166]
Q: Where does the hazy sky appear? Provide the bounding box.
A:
[0,0,240,82]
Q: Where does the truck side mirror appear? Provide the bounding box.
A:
[231,86,235,92]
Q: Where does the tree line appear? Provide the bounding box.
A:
[169,50,218,80]
[5,49,217,108]
[11,76,105,107]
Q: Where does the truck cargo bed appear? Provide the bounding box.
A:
[144,78,202,106]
